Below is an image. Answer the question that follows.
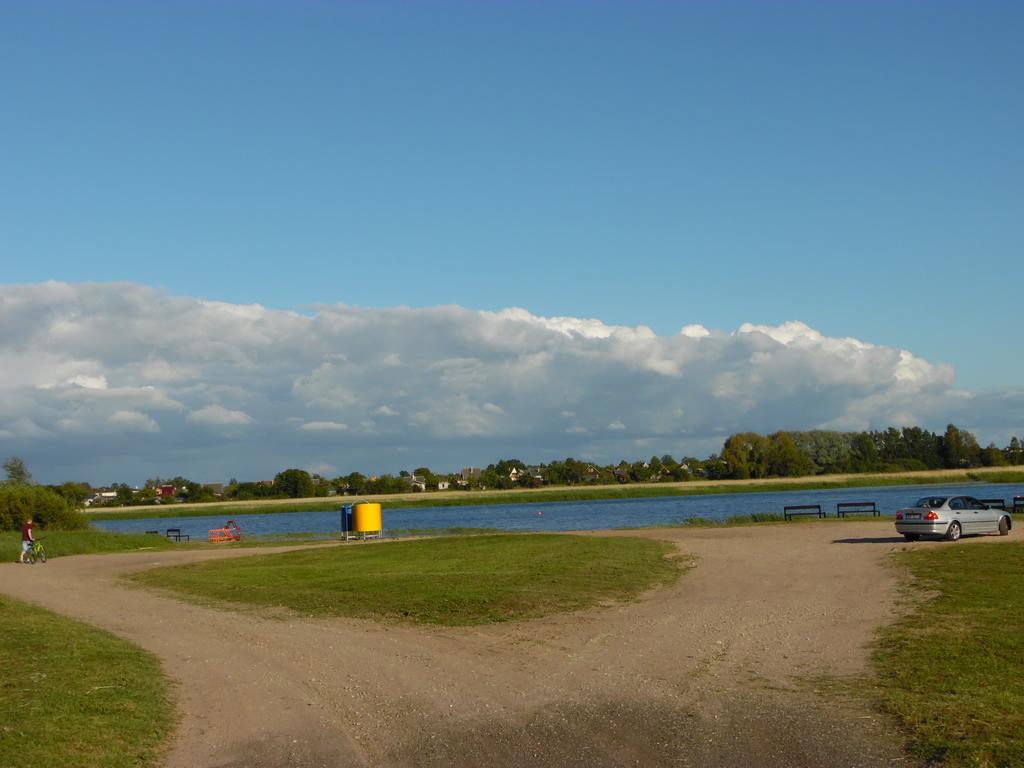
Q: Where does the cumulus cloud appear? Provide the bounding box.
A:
[0,281,1020,483]
[108,410,160,433]
[187,404,253,426]
[300,421,348,432]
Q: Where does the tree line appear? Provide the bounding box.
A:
[4,424,1023,516]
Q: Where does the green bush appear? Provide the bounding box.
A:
[0,484,88,530]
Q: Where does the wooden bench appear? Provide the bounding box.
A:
[165,528,190,542]
[836,501,879,517]
[784,504,823,521]
[979,498,1006,510]
[1013,496,1024,513]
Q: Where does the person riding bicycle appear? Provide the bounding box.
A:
[19,517,35,563]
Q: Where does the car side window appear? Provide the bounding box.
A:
[949,498,965,511]
[966,498,984,510]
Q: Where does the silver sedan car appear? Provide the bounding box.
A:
[895,495,1013,541]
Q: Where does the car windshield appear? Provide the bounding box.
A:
[913,497,948,509]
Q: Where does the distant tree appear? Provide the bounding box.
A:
[3,456,31,485]
[273,468,314,498]
[939,424,981,468]
[701,454,729,480]
[981,443,1008,467]
[790,431,853,474]
[114,484,134,506]
[767,432,815,477]
[849,433,880,473]
[55,481,92,507]
[1006,436,1024,465]
[721,433,771,479]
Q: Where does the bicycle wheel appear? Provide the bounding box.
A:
[38,548,46,563]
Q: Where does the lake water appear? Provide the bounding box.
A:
[93,482,1022,540]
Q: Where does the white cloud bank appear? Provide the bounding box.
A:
[1,282,1021,483]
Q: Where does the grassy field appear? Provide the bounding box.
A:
[86,466,1024,522]
[874,541,1023,767]
[131,533,684,626]
[0,529,187,561]
[0,528,363,562]
[0,595,173,768]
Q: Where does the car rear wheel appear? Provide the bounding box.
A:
[945,521,962,542]
[903,533,920,542]
[999,517,1009,536]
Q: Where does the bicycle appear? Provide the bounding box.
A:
[23,539,46,564]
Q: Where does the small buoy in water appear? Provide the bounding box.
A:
[537,511,543,516]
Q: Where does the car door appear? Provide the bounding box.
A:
[948,496,970,532]
[967,496,998,532]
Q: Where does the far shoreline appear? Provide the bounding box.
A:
[85,465,1024,522]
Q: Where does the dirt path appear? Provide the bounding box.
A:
[0,521,957,767]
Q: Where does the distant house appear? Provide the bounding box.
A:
[202,482,224,496]
[460,467,481,481]
[437,480,450,491]
[158,484,176,499]
[399,474,427,491]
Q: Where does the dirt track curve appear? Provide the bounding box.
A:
[0,521,947,767]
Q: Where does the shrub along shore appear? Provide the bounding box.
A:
[86,466,1024,521]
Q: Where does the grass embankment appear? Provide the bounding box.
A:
[874,541,1023,767]
[0,595,173,768]
[0,529,185,560]
[132,534,684,626]
[87,467,1024,522]
[0,528,349,561]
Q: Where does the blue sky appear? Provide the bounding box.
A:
[1,2,1022,482]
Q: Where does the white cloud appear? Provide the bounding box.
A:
[187,404,253,426]
[680,324,710,339]
[300,420,348,431]
[0,281,1020,483]
[66,374,108,389]
[108,410,160,433]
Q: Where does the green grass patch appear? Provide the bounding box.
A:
[678,513,786,527]
[132,534,684,626]
[874,541,1024,767]
[388,526,503,536]
[0,529,185,560]
[0,595,173,768]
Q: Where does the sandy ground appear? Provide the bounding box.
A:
[3,520,998,767]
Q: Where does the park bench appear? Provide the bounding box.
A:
[784,504,823,521]
[836,501,880,517]
[1013,496,1024,513]
[145,530,160,535]
[165,528,190,542]
[979,498,1006,510]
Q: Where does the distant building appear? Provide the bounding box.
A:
[202,483,224,495]
[402,474,427,491]
[158,485,176,498]
[461,467,481,481]
[437,480,450,491]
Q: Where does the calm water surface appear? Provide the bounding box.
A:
[93,482,1022,540]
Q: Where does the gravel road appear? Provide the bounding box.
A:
[0,521,953,767]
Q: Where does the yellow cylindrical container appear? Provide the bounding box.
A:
[352,502,382,533]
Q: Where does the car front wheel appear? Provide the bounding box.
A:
[945,521,962,542]
[999,517,1009,536]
